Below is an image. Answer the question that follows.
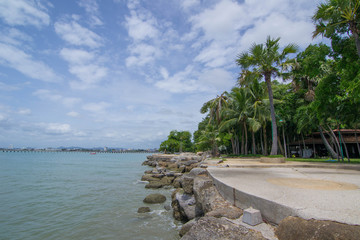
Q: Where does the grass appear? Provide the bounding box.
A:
[222,154,360,164]
[286,157,360,164]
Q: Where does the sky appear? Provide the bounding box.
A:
[0,0,324,149]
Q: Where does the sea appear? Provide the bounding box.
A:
[0,151,181,240]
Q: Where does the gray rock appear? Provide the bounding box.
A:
[206,207,243,219]
[141,174,158,182]
[145,181,163,189]
[188,168,207,177]
[276,216,360,240]
[143,193,166,204]
[181,174,195,194]
[164,204,171,211]
[175,192,203,220]
[179,219,197,237]
[137,207,151,213]
[181,216,265,240]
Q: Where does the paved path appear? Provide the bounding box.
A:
[206,159,360,225]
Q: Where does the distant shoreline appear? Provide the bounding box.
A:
[0,149,158,154]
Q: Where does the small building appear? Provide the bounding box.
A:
[289,129,360,158]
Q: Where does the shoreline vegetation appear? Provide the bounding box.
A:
[160,0,360,163]
[140,153,360,239]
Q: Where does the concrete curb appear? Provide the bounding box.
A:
[208,171,298,224]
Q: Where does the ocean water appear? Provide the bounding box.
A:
[0,151,181,240]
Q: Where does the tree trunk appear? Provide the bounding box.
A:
[265,73,278,155]
[283,126,287,158]
[244,122,248,155]
[241,127,245,155]
[327,125,343,162]
[312,133,316,158]
[355,126,360,157]
[349,21,360,58]
[260,128,264,155]
[252,131,256,154]
[277,136,284,155]
[319,125,338,159]
[263,126,268,156]
[338,128,350,162]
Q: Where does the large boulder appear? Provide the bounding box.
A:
[193,176,242,219]
[143,193,166,204]
[276,216,360,240]
[175,191,203,221]
[179,219,197,237]
[181,216,265,240]
[181,174,195,194]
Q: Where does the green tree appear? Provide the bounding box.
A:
[236,36,298,155]
[159,130,193,153]
[312,0,360,57]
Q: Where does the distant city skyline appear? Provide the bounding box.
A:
[0,0,325,148]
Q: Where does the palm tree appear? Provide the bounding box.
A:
[220,87,251,155]
[312,0,360,58]
[236,36,298,155]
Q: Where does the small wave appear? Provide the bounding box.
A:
[133,180,148,185]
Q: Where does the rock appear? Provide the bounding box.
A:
[144,170,153,174]
[184,160,199,166]
[141,174,159,182]
[143,193,166,204]
[172,176,182,188]
[164,204,171,211]
[159,176,174,185]
[276,216,360,240]
[172,189,187,222]
[188,168,207,177]
[181,174,195,194]
[145,181,163,189]
[181,216,265,240]
[175,192,203,221]
[206,206,243,219]
[179,219,197,237]
[137,207,151,213]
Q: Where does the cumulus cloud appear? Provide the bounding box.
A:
[0,0,50,27]
[54,19,103,48]
[0,43,60,82]
[60,48,108,89]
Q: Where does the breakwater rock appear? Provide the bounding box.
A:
[141,153,265,239]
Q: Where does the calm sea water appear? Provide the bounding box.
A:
[0,152,181,240]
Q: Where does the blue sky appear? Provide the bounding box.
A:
[0,0,324,149]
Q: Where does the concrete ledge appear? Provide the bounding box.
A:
[260,157,285,163]
[209,172,298,224]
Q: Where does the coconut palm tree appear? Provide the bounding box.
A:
[236,36,298,155]
[312,0,360,57]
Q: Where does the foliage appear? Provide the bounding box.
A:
[159,130,193,153]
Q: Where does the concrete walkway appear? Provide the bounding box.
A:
[206,159,360,225]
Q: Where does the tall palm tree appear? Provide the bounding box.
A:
[312,0,360,57]
[236,36,298,155]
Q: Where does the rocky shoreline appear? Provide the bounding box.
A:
[140,153,360,240]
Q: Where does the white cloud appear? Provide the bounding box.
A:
[54,19,103,48]
[38,122,72,135]
[67,111,79,117]
[60,48,95,64]
[126,43,160,67]
[18,108,31,115]
[82,101,110,113]
[124,9,159,42]
[33,89,81,107]
[180,0,200,10]
[0,0,50,27]
[59,48,108,89]
[0,28,32,46]
[0,43,59,82]
[78,0,103,26]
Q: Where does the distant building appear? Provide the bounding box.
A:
[289,129,360,158]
